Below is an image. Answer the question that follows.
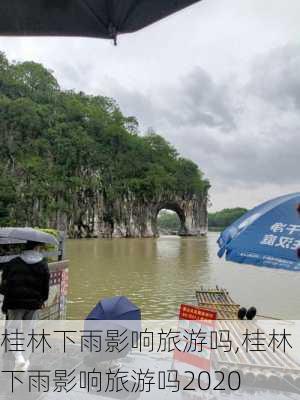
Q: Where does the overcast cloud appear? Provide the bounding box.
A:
[0,0,299,210]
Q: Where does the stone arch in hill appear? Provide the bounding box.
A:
[63,192,208,238]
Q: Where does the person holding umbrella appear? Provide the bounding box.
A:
[0,228,56,371]
[0,241,50,319]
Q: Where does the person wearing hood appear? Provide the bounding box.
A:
[0,241,50,370]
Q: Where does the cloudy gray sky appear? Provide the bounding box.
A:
[1,0,299,211]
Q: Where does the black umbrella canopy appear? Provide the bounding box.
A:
[0,0,202,43]
[0,228,58,246]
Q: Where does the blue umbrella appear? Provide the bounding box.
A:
[85,295,141,341]
[85,296,141,362]
[86,295,141,321]
[217,193,300,271]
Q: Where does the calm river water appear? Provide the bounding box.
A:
[66,232,300,320]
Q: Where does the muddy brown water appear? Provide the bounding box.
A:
[66,233,300,320]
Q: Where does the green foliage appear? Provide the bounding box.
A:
[37,228,60,260]
[157,211,180,231]
[208,208,248,229]
[37,228,60,240]
[0,52,209,227]
[0,174,17,225]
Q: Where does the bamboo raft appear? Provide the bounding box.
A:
[195,286,300,392]
[195,286,241,319]
[214,319,300,392]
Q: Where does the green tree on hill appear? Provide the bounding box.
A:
[0,52,210,230]
[157,211,181,232]
[208,208,248,229]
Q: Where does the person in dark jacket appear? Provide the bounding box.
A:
[0,241,50,370]
[0,241,50,317]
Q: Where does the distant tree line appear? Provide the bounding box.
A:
[208,208,248,229]
[158,207,248,232]
[0,52,210,228]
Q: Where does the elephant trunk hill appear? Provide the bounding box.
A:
[0,53,210,238]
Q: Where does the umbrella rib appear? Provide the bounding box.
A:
[104,0,118,42]
[80,0,108,31]
[105,0,113,22]
[118,310,139,319]
[122,0,141,27]
[114,296,124,309]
